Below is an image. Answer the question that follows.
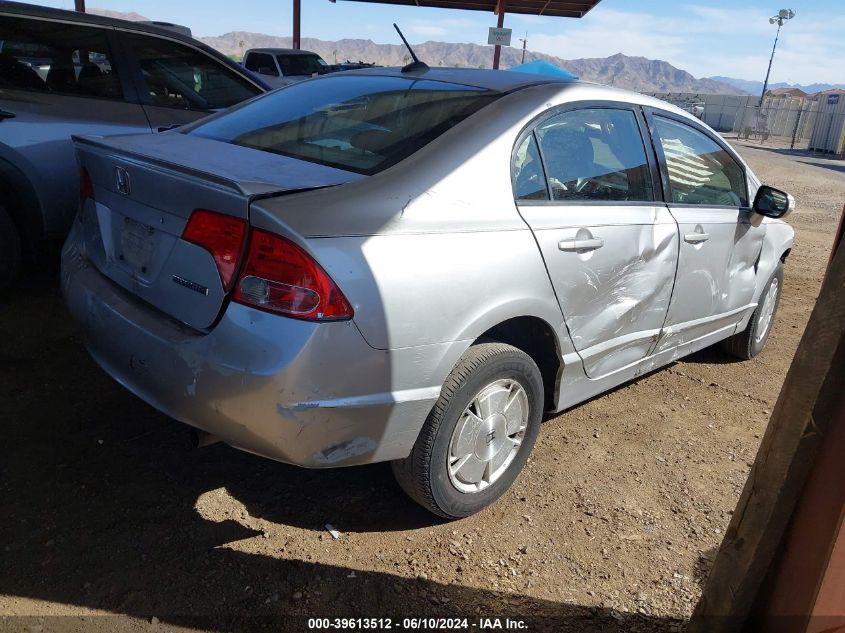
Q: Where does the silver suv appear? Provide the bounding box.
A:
[0,1,266,288]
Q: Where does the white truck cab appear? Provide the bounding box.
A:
[243,48,330,89]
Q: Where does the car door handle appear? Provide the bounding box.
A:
[558,237,604,251]
[0,109,16,120]
[684,232,710,244]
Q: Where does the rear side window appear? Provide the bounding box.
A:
[124,33,261,110]
[513,134,548,201]
[652,116,748,207]
[535,108,653,202]
[0,16,123,100]
[277,54,327,76]
[245,52,278,76]
[188,75,500,175]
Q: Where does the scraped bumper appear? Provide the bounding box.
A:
[60,225,438,467]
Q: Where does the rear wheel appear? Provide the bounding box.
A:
[392,343,543,519]
[0,205,21,290]
[722,263,783,360]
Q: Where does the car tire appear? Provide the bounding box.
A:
[0,204,22,290]
[722,263,783,360]
[392,342,543,519]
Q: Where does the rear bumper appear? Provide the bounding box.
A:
[60,223,440,467]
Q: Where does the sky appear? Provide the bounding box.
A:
[30,0,845,84]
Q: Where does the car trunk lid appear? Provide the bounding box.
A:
[72,133,361,330]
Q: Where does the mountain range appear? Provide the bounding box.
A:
[707,76,845,95]
[200,33,745,94]
[88,7,149,21]
[91,7,820,96]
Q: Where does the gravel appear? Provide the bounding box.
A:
[0,142,841,632]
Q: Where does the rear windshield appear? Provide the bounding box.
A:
[278,53,328,76]
[187,75,501,175]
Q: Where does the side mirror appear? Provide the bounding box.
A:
[753,185,794,219]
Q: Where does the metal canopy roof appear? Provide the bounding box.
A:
[335,0,602,18]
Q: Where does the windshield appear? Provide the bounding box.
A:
[278,53,327,76]
[188,75,500,175]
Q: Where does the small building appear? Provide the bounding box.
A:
[808,90,845,155]
[766,87,808,99]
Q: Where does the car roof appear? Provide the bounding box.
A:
[0,1,208,47]
[320,66,697,119]
[341,66,575,92]
[247,48,321,56]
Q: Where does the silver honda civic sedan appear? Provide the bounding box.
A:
[61,68,794,518]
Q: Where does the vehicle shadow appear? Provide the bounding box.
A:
[797,160,845,174]
[544,345,739,422]
[730,141,845,167]
[679,346,744,366]
[0,276,685,633]
[0,275,440,534]
[3,549,685,633]
[725,140,805,155]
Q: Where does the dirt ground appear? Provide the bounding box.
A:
[1,143,843,633]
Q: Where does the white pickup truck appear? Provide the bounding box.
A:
[243,48,330,88]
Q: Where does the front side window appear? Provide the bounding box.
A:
[0,16,122,100]
[535,108,653,202]
[124,33,261,110]
[653,116,748,207]
[188,75,500,175]
[245,52,278,76]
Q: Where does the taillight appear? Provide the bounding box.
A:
[79,167,94,205]
[182,209,247,291]
[233,229,353,321]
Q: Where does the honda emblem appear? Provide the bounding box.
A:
[114,166,131,195]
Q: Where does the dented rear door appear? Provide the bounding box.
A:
[515,104,678,379]
[521,205,678,379]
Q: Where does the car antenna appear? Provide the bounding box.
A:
[394,23,429,73]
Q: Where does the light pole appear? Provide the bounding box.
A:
[519,32,527,64]
[759,9,795,106]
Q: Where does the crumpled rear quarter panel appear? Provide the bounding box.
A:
[61,227,462,467]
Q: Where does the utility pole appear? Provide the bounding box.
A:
[292,0,301,50]
[74,0,85,12]
[759,9,795,107]
[520,32,527,64]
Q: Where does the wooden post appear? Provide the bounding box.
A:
[689,205,845,632]
[292,0,301,50]
[830,201,845,268]
[757,206,845,633]
[492,1,506,70]
[74,0,85,12]
[759,401,845,633]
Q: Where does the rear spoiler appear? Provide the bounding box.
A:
[72,135,286,198]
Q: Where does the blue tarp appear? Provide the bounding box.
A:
[507,60,577,79]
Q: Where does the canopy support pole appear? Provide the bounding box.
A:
[492,1,506,70]
[293,0,301,49]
